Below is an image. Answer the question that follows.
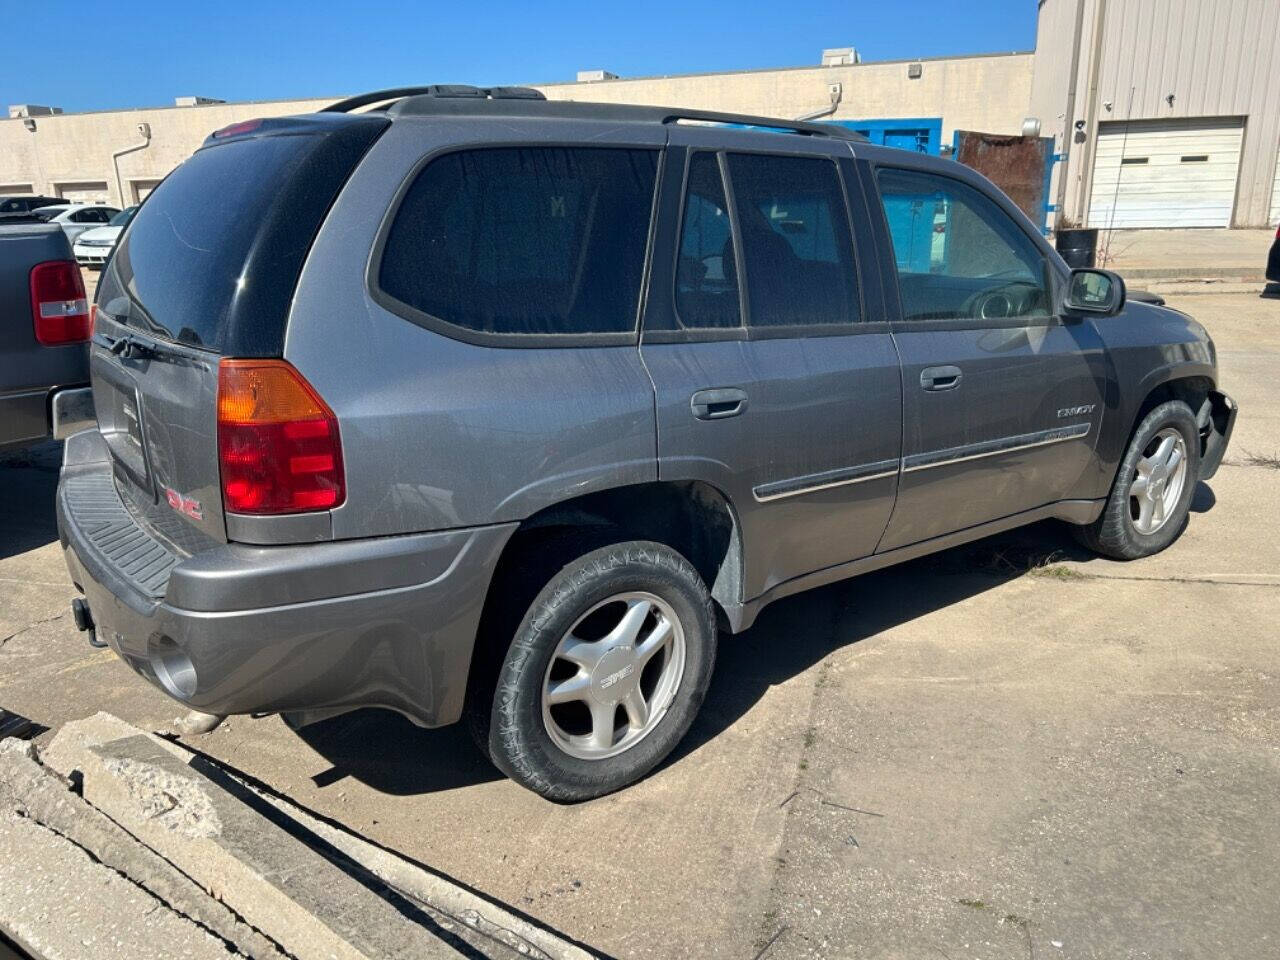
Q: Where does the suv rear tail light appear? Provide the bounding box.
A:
[217,359,345,515]
[30,260,90,345]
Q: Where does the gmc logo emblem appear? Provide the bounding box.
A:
[164,487,203,521]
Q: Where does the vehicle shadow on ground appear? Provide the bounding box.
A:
[0,442,63,562]
[294,515,1130,797]
[295,707,504,793]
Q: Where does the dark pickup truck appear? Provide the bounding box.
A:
[1,223,95,451]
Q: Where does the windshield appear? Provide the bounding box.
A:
[108,206,137,227]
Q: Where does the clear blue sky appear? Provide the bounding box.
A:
[3,0,1037,113]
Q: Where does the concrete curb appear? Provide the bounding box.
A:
[26,712,599,960]
[0,739,287,959]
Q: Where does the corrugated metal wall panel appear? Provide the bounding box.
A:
[1092,0,1280,226]
[1037,0,1280,226]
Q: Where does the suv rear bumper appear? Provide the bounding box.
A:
[57,430,514,726]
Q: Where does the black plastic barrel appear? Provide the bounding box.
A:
[1055,228,1098,268]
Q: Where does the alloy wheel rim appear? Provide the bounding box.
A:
[1129,427,1188,535]
[541,591,686,761]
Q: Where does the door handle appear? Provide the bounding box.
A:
[691,388,748,420]
[920,365,962,391]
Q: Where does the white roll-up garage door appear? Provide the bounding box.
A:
[55,181,111,204]
[1088,118,1245,228]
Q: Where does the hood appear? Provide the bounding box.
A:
[76,225,124,244]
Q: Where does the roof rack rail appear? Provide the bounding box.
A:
[384,96,868,141]
[322,85,545,114]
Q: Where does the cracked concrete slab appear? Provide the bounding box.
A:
[0,739,287,960]
[0,812,240,960]
[48,728,474,959]
[41,715,592,958]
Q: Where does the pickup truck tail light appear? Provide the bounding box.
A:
[217,359,345,515]
[30,260,90,345]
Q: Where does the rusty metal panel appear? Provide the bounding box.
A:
[954,131,1052,227]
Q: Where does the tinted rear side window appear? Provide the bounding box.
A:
[378,147,659,339]
[99,118,386,355]
[675,152,742,330]
[726,153,859,329]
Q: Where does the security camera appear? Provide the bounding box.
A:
[1103,100,1113,111]
[1074,119,1086,131]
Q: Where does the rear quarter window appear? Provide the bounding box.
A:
[377,147,660,342]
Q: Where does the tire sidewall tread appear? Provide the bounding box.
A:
[1080,400,1201,560]
[488,540,716,802]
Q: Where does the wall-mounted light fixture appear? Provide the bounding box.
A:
[22,118,36,132]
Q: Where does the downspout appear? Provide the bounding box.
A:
[796,82,843,122]
[111,123,151,207]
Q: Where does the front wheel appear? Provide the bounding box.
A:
[1075,400,1200,559]
[488,541,717,801]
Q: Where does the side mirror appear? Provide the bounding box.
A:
[1064,268,1126,316]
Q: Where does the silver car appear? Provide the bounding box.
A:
[57,86,1236,800]
[37,203,121,243]
[72,206,138,267]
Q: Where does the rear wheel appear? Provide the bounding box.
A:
[487,541,716,801]
[1075,400,1200,559]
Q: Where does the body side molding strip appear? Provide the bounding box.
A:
[902,422,1091,474]
[752,458,900,503]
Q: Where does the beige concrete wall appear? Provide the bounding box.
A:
[0,53,1032,208]
[1033,0,1280,228]
[0,99,330,208]
[537,53,1034,142]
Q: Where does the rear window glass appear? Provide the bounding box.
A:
[378,147,659,339]
[99,120,384,355]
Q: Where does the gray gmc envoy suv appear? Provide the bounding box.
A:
[58,86,1236,800]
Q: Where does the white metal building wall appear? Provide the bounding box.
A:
[1088,118,1245,228]
[1271,146,1280,227]
[1032,0,1280,228]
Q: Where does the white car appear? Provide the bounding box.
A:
[36,203,121,244]
[72,206,138,267]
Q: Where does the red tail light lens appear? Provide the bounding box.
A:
[217,359,345,515]
[30,260,90,345]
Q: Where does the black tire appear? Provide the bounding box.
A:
[487,540,716,802]
[1074,400,1200,560]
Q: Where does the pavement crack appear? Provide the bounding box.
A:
[0,611,67,649]
[1067,572,1279,588]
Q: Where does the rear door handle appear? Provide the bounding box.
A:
[691,387,748,420]
[920,365,962,391]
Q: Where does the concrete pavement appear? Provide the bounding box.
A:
[1096,227,1273,280]
[1,289,1277,959]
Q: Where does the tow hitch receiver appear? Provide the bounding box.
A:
[71,597,105,648]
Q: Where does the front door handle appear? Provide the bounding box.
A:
[920,365,962,391]
[691,387,748,420]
